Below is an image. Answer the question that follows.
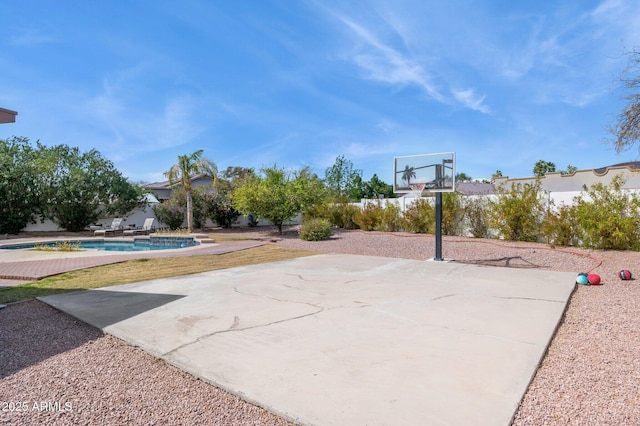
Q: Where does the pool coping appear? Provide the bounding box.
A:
[0,235,200,251]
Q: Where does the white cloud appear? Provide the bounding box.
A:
[328,10,495,114]
[335,14,445,102]
[452,88,491,114]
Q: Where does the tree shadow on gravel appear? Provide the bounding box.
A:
[0,300,103,379]
[1,290,184,379]
[465,256,543,269]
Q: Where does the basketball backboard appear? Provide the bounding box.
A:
[393,152,456,193]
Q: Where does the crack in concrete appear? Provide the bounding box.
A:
[285,273,326,282]
[233,286,323,308]
[431,293,456,301]
[162,286,325,357]
[162,307,324,358]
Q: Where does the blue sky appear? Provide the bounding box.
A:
[1,0,640,185]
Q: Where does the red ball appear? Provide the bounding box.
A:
[619,269,632,280]
[587,273,601,285]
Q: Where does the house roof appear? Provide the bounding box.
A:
[142,173,212,190]
[456,182,494,195]
[593,162,640,175]
[0,108,17,124]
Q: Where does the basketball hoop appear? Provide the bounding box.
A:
[409,182,426,198]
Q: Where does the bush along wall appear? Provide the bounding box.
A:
[303,178,640,251]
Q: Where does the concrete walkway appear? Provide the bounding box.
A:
[40,254,576,426]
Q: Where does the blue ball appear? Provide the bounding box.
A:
[576,274,589,285]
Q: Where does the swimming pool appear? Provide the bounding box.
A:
[0,237,200,252]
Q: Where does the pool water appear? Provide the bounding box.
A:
[0,238,199,252]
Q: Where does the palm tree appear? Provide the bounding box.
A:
[165,150,218,232]
[402,165,416,186]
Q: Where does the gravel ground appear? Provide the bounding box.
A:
[2,228,640,425]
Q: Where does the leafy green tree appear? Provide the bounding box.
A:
[0,137,41,234]
[489,181,544,242]
[455,172,473,182]
[324,155,363,201]
[560,165,578,175]
[491,170,503,182]
[362,174,395,199]
[37,143,143,232]
[232,165,325,234]
[348,174,366,201]
[217,166,255,193]
[165,149,218,232]
[533,160,556,177]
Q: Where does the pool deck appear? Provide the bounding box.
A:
[0,236,266,286]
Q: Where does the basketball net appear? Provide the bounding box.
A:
[409,182,426,198]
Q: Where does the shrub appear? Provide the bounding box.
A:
[376,202,402,232]
[303,201,357,229]
[301,201,329,222]
[153,199,185,230]
[573,176,640,250]
[171,188,210,229]
[402,199,435,233]
[442,192,464,236]
[541,203,578,246]
[356,201,383,231]
[208,192,241,228]
[327,203,360,229]
[300,218,333,241]
[462,196,490,238]
[489,181,544,242]
[191,189,211,229]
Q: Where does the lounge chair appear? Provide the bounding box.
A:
[93,218,123,237]
[123,218,155,236]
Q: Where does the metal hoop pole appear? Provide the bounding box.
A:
[434,192,443,261]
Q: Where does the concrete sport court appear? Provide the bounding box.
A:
[40,253,576,426]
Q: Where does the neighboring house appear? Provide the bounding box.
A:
[142,173,216,202]
[143,174,296,228]
[493,162,640,193]
[493,162,640,207]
